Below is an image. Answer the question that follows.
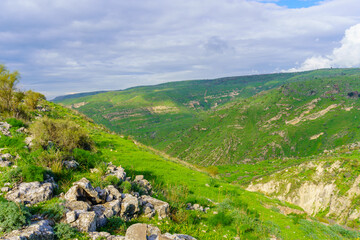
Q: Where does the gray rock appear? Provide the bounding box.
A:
[104,185,123,200]
[107,163,126,181]
[64,178,103,204]
[125,223,160,240]
[1,220,54,240]
[6,182,54,205]
[65,200,91,211]
[93,200,121,228]
[141,195,170,220]
[134,175,152,195]
[24,136,34,148]
[120,194,140,221]
[1,187,10,192]
[0,122,11,137]
[143,202,156,218]
[161,233,197,240]
[70,211,97,232]
[63,160,79,169]
[88,232,125,240]
[0,153,14,167]
[16,127,28,134]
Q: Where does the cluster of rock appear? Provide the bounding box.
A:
[62,175,169,232]
[1,163,197,240]
[186,203,209,213]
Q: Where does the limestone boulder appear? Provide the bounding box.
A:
[6,182,54,205]
[107,163,126,181]
[134,175,152,195]
[88,232,125,240]
[125,223,160,240]
[70,211,97,232]
[1,220,54,240]
[141,196,170,220]
[0,122,11,137]
[120,194,140,221]
[64,178,103,204]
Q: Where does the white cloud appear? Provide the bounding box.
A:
[1,0,360,98]
[289,23,360,71]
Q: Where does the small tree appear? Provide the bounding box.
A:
[24,90,45,110]
[0,64,20,113]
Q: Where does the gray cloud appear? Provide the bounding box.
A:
[0,0,360,98]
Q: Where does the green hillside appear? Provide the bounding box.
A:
[55,72,303,148]
[56,68,360,165]
[1,82,358,239]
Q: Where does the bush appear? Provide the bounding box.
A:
[5,118,25,128]
[54,223,78,240]
[120,181,132,194]
[206,166,219,176]
[0,201,31,232]
[30,117,93,152]
[1,167,22,184]
[21,164,45,182]
[72,148,97,170]
[208,211,233,226]
[99,216,127,235]
[30,198,65,221]
[104,175,120,186]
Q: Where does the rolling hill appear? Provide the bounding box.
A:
[55,68,360,166]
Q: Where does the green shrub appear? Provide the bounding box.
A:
[208,210,233,226]
[1,167,22,184]
[5,118,25,128]
[54,223,78,240]
[120,181,132,194]
[30,198,65,221]
[329,224,360,238]
[72,148,97,170]
[104,175,120,186]
[30,117,93,152]
[99,216,127,235]
[0,201,31,232]
[21,164,45,182]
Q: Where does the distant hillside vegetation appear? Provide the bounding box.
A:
[55,68,360,165]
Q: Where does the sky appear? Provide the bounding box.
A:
[1,0,360,99]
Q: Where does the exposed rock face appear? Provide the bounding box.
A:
[0,122,11,137]
[124,224,196,240]
[1,220,54,240]
[247,160,360,224]
[6,182,54,205]
[141,196,170,220]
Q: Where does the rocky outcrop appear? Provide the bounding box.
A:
[64,178,104,204]
[1,220,54,240]
[6,181,55,205]
[124,224,196,240]
[247,160,360,224]
[120,194,140,221]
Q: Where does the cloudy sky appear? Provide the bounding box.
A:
[1,0,360,99]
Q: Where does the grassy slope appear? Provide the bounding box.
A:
[55,72,302,149]
[55,68,360,167]
[1,102,357,239]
